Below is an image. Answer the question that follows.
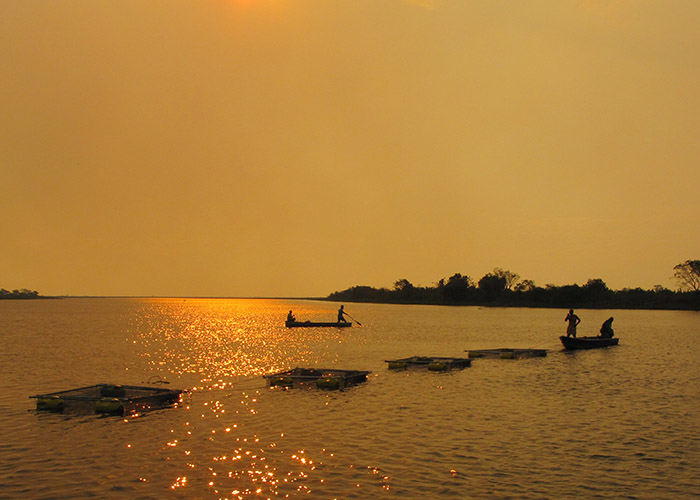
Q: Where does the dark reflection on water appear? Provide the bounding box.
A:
[1,298,698,498]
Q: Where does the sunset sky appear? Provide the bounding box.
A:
[2,1,699,297]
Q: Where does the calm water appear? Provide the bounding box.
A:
[1,298,698,499]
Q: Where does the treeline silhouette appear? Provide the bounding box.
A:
[327,263,700,311]
[0,288,41,299]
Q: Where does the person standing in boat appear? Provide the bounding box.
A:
[287,310,295,323]
[337,305,349,323]
[599,317,614,338]
[564,309,581,337]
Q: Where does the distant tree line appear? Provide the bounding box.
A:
[327,261,700,311]
[0,288,41,299]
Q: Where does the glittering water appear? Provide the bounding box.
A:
[1,298,698,498]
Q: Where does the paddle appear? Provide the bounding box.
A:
[344,313,362,326]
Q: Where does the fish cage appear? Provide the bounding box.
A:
[30,384,184,416]
[263,367,370,390]
[385,356,472,371]
[466,348,548,359]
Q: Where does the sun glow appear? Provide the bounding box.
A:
[219,0,289,15]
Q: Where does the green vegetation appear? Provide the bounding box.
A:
[0,288,41,299]
[327,262,700,310]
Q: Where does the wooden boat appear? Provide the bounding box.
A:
[263,367,370,390]
[285,320,351,328]
[30,384,184,415]
[559,336,619,350]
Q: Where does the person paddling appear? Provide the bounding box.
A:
[564,309,581,338]
[337,305,349,324]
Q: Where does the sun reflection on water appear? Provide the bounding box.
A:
[125,299,389,497]
[130,298,344,387]
[143,387,395,498]
[158,395,329,497]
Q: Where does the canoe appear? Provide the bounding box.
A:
[560,336,619,350]
[285,320,352,328]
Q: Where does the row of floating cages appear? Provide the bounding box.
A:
[385,356,471,371]
[30,384,184,416]
[268,349,548,390]
[33,350,547,407]
[465,348,548,360]
[385,349,548,371]
[263,368,370,390]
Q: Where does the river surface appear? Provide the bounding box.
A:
[1,298,698,499]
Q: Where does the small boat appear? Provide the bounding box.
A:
[285,320,351,328]
[559,336,619,350]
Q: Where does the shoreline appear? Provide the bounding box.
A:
[319,297,700,312]
[3,295,697,311]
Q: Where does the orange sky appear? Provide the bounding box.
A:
[2,0,698,296]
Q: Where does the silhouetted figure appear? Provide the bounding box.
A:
[287,310,295,323]
[564,309,581,338]
[337,305,349,323]
[599,317,614,338]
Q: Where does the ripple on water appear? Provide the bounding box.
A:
[1,299,699,498]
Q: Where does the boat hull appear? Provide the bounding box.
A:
[560,336,619,350]
[285,321,352,328]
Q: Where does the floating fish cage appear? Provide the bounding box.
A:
[263,368,370,390]
[30,384,184,416]
[466,348,547,360]
[385,356,471,371]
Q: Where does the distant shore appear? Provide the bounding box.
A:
[324,286,700,311]
[322,296,699,311]
[2,292,697,311]
[0,289,44,300]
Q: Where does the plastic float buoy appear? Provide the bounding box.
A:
[270,376,294,387]
[95,398,123,414]
[37,397,64,412]
[428,362,448,372]
[316,377,341,390]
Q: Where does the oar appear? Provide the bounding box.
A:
[345,313,362,326]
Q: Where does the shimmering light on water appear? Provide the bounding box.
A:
[125,298,384,497]
[1,299,698,498]
[132,299,348,388]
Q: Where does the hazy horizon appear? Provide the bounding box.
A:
[2,1,699,297]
